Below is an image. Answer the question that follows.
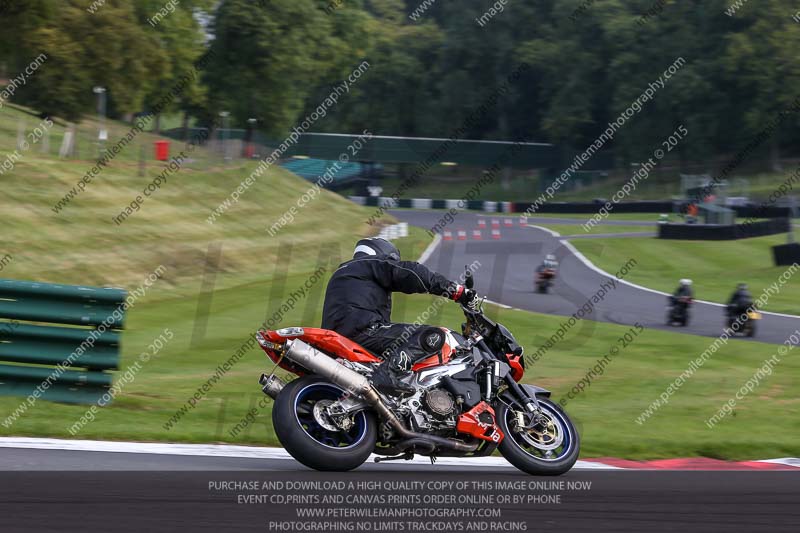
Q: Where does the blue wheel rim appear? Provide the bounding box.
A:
[293,383,368,449]
[506,401,574,462]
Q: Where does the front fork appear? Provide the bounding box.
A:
[500,375,550,432]
[475,337,543,417]
[504,375,542,414]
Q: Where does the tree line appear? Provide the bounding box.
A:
[1,0,799,171]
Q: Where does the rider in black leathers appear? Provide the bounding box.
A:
[672,279,694,300]
[668,279,693,323]
[535,254,559,275]
[321,237,477,394]
[727,283,753,320]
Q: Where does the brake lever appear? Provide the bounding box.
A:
[466,296,484,313]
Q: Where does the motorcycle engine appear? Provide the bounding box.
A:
[395,387,459,436]
[424,389,455,417]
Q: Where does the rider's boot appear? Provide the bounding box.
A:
[371,351,415,396]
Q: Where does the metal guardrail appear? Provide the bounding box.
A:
[0,279,126,404]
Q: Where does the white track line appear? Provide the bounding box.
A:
[0,437,618,470]
[757,457,800,468]
[556,232,800,320]
[417,233,441,265]
[527,224,561,237]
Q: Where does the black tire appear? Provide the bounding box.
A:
[496,397,580,476]
[273,375,377,472]
[536,283,547,294]
[747,321,756,337]
[681,312,689,327]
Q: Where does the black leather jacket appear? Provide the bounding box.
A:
[728,288,753,309]
[673,285,693,299]
[321,254,455,338]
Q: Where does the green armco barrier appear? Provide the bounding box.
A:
[0,364,114,404]
[0,278,127,405]
[0,324,120,370]
[0,279,127,328]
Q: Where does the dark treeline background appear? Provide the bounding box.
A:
[2,0,799,170]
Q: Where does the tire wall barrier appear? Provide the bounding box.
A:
[658,218,791,240]
[515,200,674,214]
[772,243,800,266]
[350,197,674,214]
[734,206,792,218]
[349,196,793,218]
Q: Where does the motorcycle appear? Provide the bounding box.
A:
[727,306,760,337]
[666,295,692,327]
[535,268,556,294]
[256,268,580,475]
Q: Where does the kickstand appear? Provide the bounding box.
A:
[374,451,414,463]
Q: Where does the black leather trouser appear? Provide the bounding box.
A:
[351,323,445,368]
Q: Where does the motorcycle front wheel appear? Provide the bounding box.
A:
[496,397,580,476]
[273,375,377,471]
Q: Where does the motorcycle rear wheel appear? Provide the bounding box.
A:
[496,397,580,476]
[273,375,377,471]
[536,283,548,294]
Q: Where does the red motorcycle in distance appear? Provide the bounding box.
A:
[535,268,556,294]
[256,269,580,476]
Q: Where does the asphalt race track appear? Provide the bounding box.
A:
[392,210,800,347]
[0,443,798,532]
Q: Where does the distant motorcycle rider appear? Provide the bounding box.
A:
[672,279,694,301]
[536,254,559,274]
[727,283,753,319]
[321,237,478,395]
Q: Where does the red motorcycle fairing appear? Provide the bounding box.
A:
[411,333,455,372]
[456,402,504,443]
[258,328,382,375]
[260,327,461,374]
[506,352,525,382]
[536,268,556,280]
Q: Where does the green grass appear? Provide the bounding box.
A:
[2,283,797,460]
[1,104,798,460]
[528,223,655,237]
[1,103,218,168]
[573,234,800,314]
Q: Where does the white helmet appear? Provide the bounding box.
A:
[680,279,692,286]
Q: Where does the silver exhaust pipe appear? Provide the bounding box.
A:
[283,339,478,454]
[284,339,371,396]
[259,374,286,399]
